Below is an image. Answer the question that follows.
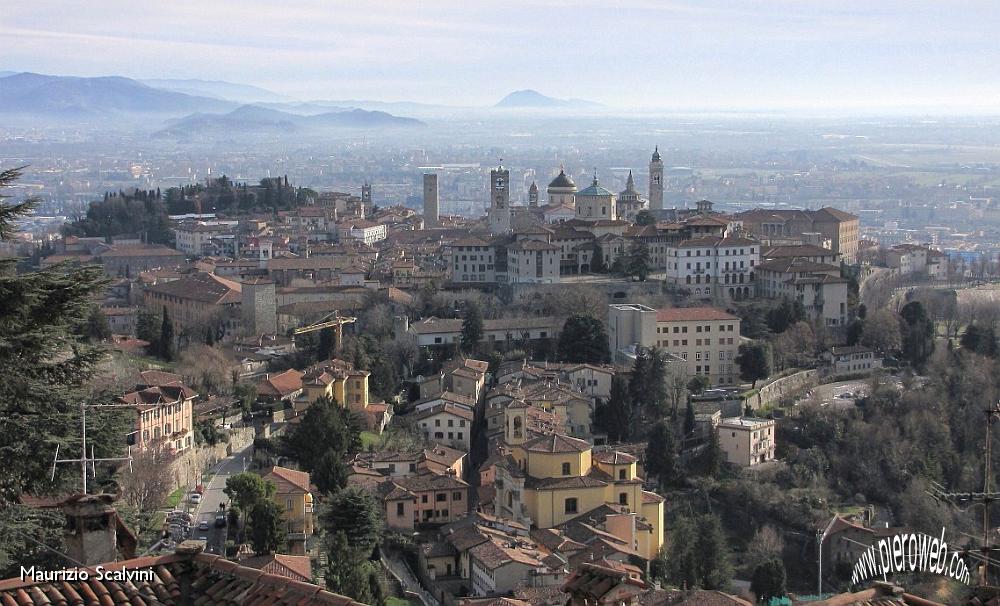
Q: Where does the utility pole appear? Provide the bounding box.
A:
[928,400,1000,587]
[51,402,136,494]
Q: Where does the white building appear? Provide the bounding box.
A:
[337,220,386,246]
[717,417,775,467]
[448,237,495,284]
[412,403,474,450]
[826,345,882,374]
[506,239,561,284]
[665,236,759,300]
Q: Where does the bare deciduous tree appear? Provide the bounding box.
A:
[120,445,175,513]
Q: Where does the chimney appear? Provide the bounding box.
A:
[61,494,125,566]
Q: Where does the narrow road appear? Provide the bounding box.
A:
[189,442,254,554]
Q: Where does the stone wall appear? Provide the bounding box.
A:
[748,369,818,410]
[168,425,255,491]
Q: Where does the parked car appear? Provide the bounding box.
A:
[214,515,227,528]
[197,520,210,531]
[190,493,202,505]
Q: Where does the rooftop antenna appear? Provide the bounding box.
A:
[50,402,135,495]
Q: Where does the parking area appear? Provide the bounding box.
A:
[797,379,870,409]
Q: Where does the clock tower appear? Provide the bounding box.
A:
[488,163,511,234]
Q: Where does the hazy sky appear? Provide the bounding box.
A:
[4,0,999,111]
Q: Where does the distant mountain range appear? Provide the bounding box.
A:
[155,104,425,137]
[140,78,290,103]
[495,89,602,109]
[0,72,237,115]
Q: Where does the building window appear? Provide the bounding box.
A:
[453,492,463,501]
[436,493,447,502]
[618,469,626,480]
[562,462,571,475]
[396,503,404,516]
[619,493,628,505]
[565,498,578,514]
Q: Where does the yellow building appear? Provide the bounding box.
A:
[494,402,665,560]
[298,358,371,413]
[262,466,315,555]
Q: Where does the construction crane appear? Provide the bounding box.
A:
[292,310,357,351]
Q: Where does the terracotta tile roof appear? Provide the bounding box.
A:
[264,466,312,493]
[526,475,607,490]
[593,450,637,465]
[256,369,304,398]
[138,370,184,387]
[240,553,312,583]
[0,547,363,606]
[523,433,590,454]
[655,307,739,323]
[412,402,474,422]
[562,562,647,603]
[118,383,197,410]
[145,271,242,305]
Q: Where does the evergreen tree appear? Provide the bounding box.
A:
[625,241,651,281]
[684,400,696,437]
[281,396,362,477]
[0,167,131,574]
[204,326,216,347]
[85,305,111,342]
[313,449,349,495]
[460,302,483,353]
[248,499,286,555]
[224,472,275,513]
[645,420,677,488]
[322,487,384,558]
[736,342,773,388]
[695,514,732,590]
[593,376,632,442]
[667,517,699,589]
[699,426,723,477]
[750,558,787,603]
[961,323,998,357]
[159,308,175,361]
[899,301,935,369]
[557,315,611,363]
[136,309,158,343]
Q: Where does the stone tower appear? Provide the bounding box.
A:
[242,278,276,336]
[649,146,664,210]
[488,164,511,234]
[528,181,539,207]
[361,181,372,206]
[423,173,439,228]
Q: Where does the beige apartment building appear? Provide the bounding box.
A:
[654,307,741,386]
[608,304,741,385]
[717,417,775,467]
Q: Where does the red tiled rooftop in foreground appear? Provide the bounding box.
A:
[0,545,365,605]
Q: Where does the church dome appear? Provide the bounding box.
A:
[548,169,576,190]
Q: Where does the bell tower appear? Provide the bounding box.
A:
[505,400,529,446]
[488,162,511,234]
[649,146,664,210]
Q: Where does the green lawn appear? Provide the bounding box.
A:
[361,431,382,450]
[385,598,419,606]
[165,486,185,509]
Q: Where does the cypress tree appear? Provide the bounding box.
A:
[160,308,175,361]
